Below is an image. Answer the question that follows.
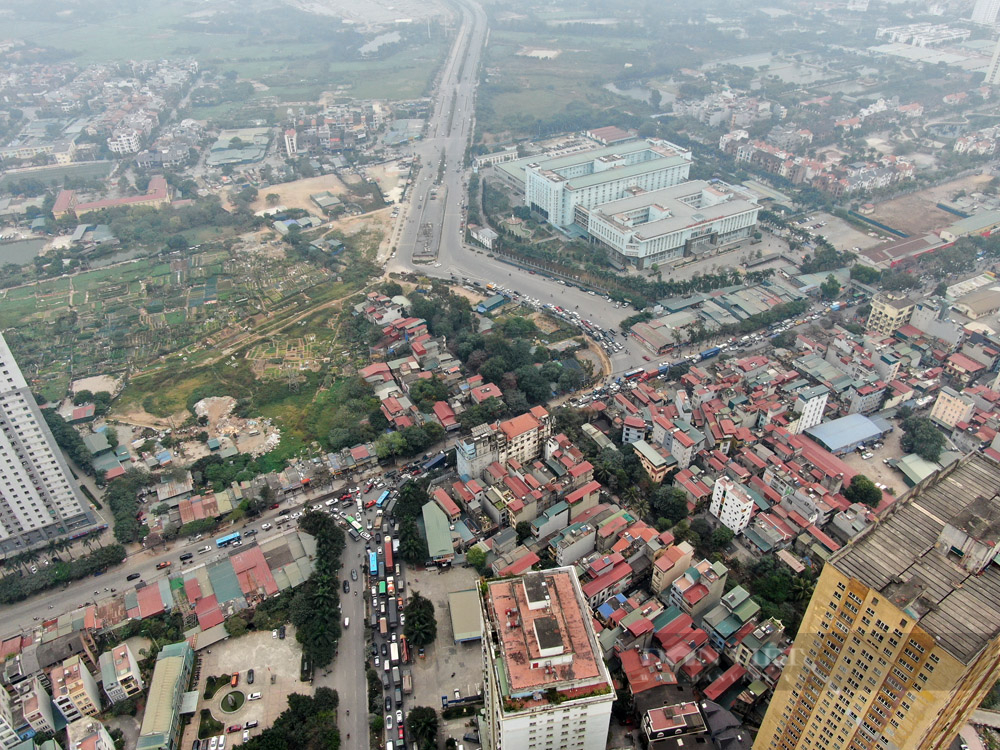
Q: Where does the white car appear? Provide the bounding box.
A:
[218,737,226,750]
[386,715,393,729]
[248,692,262,701]
[261,523,272,530]
[396,709,403,725]
[210,738,218,750]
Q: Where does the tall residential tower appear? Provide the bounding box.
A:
[481,568,615,750]
[0,333,92,553]
[755,452,1000,750]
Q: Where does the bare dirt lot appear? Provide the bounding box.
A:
[868,174,994,236]
[251,175,349,214]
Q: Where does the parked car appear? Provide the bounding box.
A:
[227,725,242,734]
[247,669,254,684]
[244,721,258,730]
[230,673,239,688]
[179,553,193,561]
[248,693,262,701]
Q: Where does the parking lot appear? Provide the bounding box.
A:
[181,627,307,748]
[405,564,483,743]
[838,424,908,496]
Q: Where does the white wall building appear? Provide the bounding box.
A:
[0,334,93,554]
[107,128,142,154]
[710,477,755,534]
[284,129,298,156]
[582,180,759,269]
[0,690,23,750]
[524,139,691,230]
[481,569,615,750]
[792,385,829,435]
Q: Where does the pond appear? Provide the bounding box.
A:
[0,239,46,265]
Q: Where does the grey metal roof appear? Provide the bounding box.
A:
[833,453,1000,664]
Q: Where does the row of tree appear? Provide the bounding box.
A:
[290,511,346,668]
[106,468,155,544]
[0,543,126,605]
[243,688,342,750]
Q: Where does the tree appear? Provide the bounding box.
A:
[466,546,487,575]
[224,615,249,637]
[843,474,882,507]
[406,706,440,748]
[711,526,734,550]
[266,193,281,206]
[515,521,532,544]
[900,415,946,462]
[933,281,948,297]
[403,592,437,647]
[820,274,841,300]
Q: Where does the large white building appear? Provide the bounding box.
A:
[710,477,755,534]
[0,333,93,553]
[581,180,759,269]
[973,0,1000,25]
[524,139,691,230]
[481,568,615,750]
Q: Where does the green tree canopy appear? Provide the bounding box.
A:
[843,474,882,507]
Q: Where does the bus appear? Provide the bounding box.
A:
[624,367,645,381]
[346,516,364,534]
[216,532,241,548]
[368,551,378,578]
[376,490,390,509]
[384,539,393,569]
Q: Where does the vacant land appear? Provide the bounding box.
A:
[479,28,654,133]
[251,175,349,214]
[868,174,995,236]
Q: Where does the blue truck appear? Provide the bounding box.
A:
[699,346,721,361]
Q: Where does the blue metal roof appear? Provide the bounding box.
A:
[805,413,885,453]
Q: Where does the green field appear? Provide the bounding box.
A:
[6,0,449,109]
[0,161,113,191]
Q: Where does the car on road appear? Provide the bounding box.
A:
[381,643,388,657]
[351,569,357,581]
[385,696,392,712]
[156,561,171,570]
[179,553,193,561]
[374,656,380,667]
[244,529,257,537]
[247,669,254,684]
[398,725,405,741]
[127,573,141,581]
[343,580,350,594]
[386,715,393,729]
[248,692,262,701]
[396,710,403,725]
